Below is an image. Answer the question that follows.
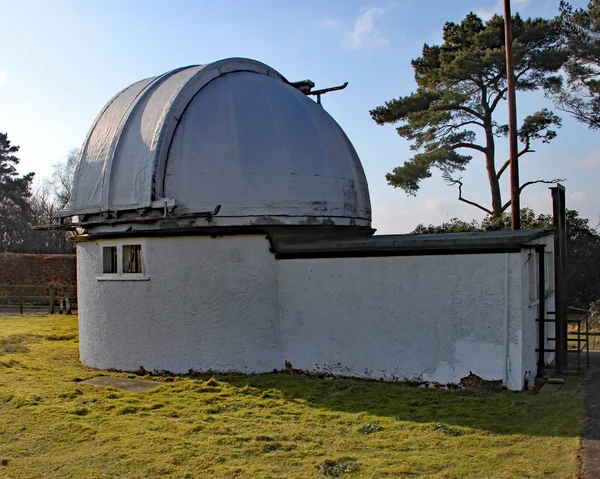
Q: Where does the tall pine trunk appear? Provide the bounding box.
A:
[484,123,503,218]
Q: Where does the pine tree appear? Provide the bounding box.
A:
[546,0,600,129]
[371,13,566,218]
[0,132,34,252]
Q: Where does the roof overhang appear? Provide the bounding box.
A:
[269,229,555,259]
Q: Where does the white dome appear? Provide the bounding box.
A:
[70,58,371,234]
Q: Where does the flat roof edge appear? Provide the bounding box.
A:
[271,228,554,259]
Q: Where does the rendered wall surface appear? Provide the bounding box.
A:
[519,236,556,385]
[77,235,550,390]
[278,253,526,389]
[77,236,280,373]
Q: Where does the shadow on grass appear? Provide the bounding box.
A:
[200,372,583,438]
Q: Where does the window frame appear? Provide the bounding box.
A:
[122,244,143,274]
[97,242,149,281]
[102,245,119,275]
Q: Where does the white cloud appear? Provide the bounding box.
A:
[567,191,600,227]
[521,191,551,213]
[568,191,600,209]
[346,7,390,50]
[0,70,7,89]
[476,0,531,21]
[321,5,393,51]
[581,148,600,169]
[521,189,600,228]
[372,196,488,234]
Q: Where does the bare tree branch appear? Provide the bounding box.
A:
[496,159,511,179]
[489,88,508,113]
[456,105,486,121]
[448,177,493,215]
[439,120,485,134]
[453,142,487,154]
[519,178,565,194]
[497,141,535,179]
[500,178,566,212]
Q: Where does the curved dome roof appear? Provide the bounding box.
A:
[70,58,371,233]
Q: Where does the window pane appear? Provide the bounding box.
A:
[102,246,118,274]
[123,245,143,274]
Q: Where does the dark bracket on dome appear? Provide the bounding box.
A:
[289,79,315,94]
[288,79,349,105]
[308,82,348,105]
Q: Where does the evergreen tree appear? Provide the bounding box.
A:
[371,13,566,218]
[0,132,34,252]
[546,1,600,129]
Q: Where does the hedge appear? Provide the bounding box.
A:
[0,253,76,286]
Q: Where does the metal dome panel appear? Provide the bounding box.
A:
[108,66,205,210]
[68,58,371,231]
[72,76,156,214]
[163,71,371,226]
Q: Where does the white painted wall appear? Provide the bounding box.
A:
[519,236,556,386]
[77,234,553,390]
[77,236,281,373]
[277,253,526,388]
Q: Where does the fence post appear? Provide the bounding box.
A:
[49,287,55,314]
[19,287,23,315]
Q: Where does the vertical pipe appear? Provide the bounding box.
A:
[551,185,567,372]
[560,187,568,367]
[504,0,521,229]
[19,287,23,315]
[537,246,546,378]
[504,253,512,388]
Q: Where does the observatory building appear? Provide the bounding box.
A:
[65,58,555,390]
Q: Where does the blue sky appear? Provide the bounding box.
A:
[0,0,596,233]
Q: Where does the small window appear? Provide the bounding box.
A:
[102,246,118,274]
[98,243,148,280]
[123,245,143,274]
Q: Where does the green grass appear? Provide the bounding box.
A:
[0,314,584,478]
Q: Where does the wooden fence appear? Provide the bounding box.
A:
[0,284,77,314]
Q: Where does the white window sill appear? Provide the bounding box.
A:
[96,275,150,281]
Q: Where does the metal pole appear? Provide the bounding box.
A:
[504,0,521,230]
[537,246,546,378]
[551,185,567,372]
